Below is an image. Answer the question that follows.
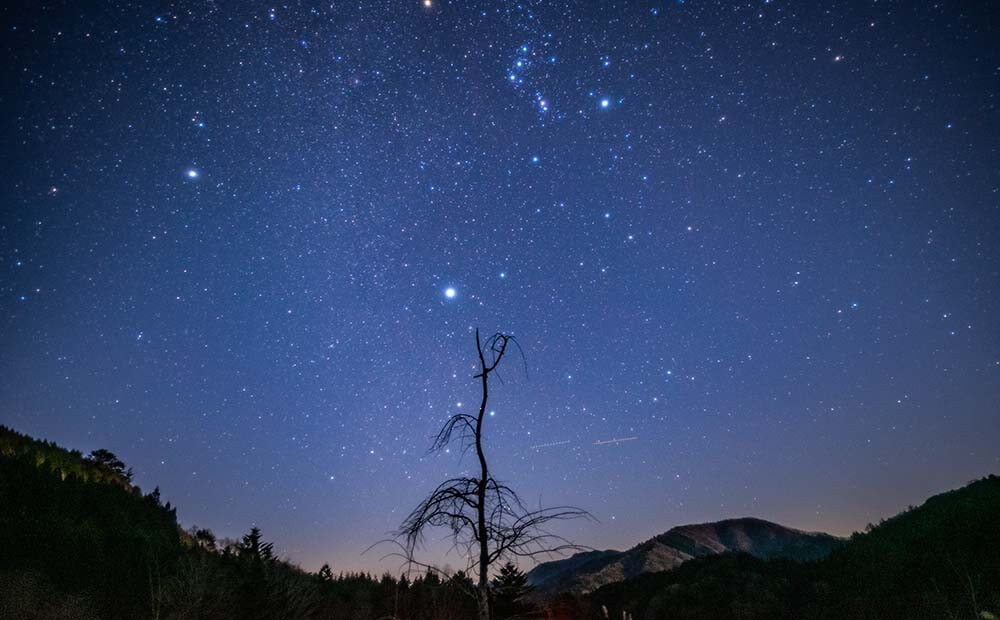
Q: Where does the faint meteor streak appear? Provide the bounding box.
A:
[530,440,571,450]
[593,436,639,446]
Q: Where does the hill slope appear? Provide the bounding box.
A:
[527,516,842,594]
[0,425,485,620]
[586,475,1000,620]
[0,425,183,619]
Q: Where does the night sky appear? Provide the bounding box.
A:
[3,1,999,574]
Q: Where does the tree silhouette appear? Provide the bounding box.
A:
[192,527,218,552]
[88,448,133,482]
[491,561,533,619]
[390,329,589,620]
[237,527,274,620]
[317,563,333,582]
[239,527,274,565]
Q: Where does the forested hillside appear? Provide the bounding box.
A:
[0,426,532,620]
[588,475,1000,620]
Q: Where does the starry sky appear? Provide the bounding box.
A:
[2,1,999,573]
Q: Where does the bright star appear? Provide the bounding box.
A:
[600,98,610,108]
[444,287,456,299]
[186,169,199,179]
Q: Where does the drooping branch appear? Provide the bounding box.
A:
[429,413,477,454]
[390,475,590,574]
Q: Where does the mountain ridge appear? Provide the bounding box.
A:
[527,516,843,595]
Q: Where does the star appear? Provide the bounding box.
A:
[600,98,610,108]
[444,287,456,299]
[186,169,199,179]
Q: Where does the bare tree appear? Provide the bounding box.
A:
[389,329,590,620]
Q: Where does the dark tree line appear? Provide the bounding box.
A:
[4,412,999,619]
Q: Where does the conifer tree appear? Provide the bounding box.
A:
[491,562,533,619]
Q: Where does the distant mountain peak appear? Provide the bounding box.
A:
[526,516,843,595]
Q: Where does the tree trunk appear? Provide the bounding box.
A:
[475,330,491,620]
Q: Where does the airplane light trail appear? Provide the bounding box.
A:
[593,436,639,446]
[527,436,639,450]
[530,440,571,450]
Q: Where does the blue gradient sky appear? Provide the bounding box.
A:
[2,1,998,572]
